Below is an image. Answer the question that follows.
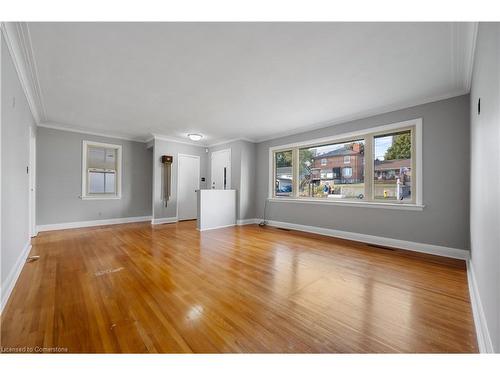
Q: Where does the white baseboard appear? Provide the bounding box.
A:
[37,216,152,232]
[1,239,32,313]
[201,217,261,230]
[151,217,178,225]
[467,260,494,353]
[198,223,236,231]
[236,218,260,225]
[261,219,470,260]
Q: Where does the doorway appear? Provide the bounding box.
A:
[211,148,231,189]
[177,154,200,221]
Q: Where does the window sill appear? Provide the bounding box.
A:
[81,195,121,200]
[267,197,424,211]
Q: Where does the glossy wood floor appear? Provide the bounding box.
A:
[1,221,477,353]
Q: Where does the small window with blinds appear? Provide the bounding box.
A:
[82,141,122,199]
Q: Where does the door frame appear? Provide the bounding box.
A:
[210,148,231,189]
[29,125,37,237]
[176,153,201,221]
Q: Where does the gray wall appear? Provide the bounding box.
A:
[208,140,257,220]
[239,141,257,220]
[153,139,208,219]
[1,34,35,299]
[469,23,500,352]
[37,127,152,224]
[255,95,470,250]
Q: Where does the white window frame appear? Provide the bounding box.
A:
[342,166,353,177]
[321,158,327,166]
[81,140,122,200]
[268,118,423,211]
[344,155,350,164]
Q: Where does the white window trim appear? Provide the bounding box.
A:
[267,197,425,211]
[81,140,122,200]
[342,166,353,177]
[268,118,423,209]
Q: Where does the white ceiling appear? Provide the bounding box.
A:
[5,22,477,145]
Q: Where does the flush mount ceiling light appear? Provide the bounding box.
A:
[187,133,203,141]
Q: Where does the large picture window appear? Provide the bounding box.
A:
[270,119,421,207]
[274,150,293,197]
[298,140,365,199]
[374,130,412,202]
[82,140,122,199]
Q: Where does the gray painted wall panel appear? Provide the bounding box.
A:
[153,139,208,219]
[1,35,34,288]
[36,127,152,224]
[239,141,257,220]
[469,23,500,352]
[255,95,470,250]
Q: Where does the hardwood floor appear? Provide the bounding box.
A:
[0,221,477,353]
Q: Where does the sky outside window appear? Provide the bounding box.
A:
[374,135,393,160]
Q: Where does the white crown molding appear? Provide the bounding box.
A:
[38,121,147,142]
[1,22,478,148]
[451,22,479,93]
[148,135,256,148]
[151,133,209,147]
[467,260,495,353]
[37,90,470,148]
[0,21,253,147]
[207,137,256,148]
[465,23,479,92]
[253,89,467,143]
[1,22,44,124]
[38,124,254,147]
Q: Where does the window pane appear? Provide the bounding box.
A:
[88,147,106,169]
[88,146,117,170]
[374,130,412,202]
[105,172,116,193]
[89,171,105,194]
[104,149,116,170]
[299,140,365,199]
[342,167,352,177]
[274,150,293,196]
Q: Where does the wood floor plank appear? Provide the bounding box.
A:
[0,221,477,353]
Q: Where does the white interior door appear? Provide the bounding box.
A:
[211,148,231,189]
[177,154,200,221]
[29,126,36,237]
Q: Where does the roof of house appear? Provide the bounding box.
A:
[313,147,361,158]
[374,159,411,170]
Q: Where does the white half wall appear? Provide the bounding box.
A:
[208,139,257,221]
[197,189,236,231]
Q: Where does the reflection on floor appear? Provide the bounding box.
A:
[0,221,477,353]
